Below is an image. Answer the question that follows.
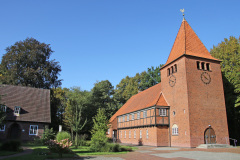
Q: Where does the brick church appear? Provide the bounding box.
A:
[108,17,229,147]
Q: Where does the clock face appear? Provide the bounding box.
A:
[201,72,211,84]
[169,75,176,87]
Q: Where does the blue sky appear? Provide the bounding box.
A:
[0,0,239,91]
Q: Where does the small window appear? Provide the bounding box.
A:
[172,124,178,135]
[143,110,147,118]
[0,125,5,131]
[174,64,177,73]
[137,112,140,119]
[129,131,131,138]
[14,106,21,116]
[134,130,136,139]
[173,111,176,116]
[206,63,210,71]
[167,68,170,76]
[118,117,121,123]
[171,66,174,74]
[29,125,38,135]
[197,61,201,70]
[159,109,167,116]
[124,131,126,138]
[123,116,125,122]
[132,113,134,120]
[127,114,129,121]
[140,130,142,138]
[121,131,122,138]
[201,62,205,70]
[0,105,6,112]
[146,129,149,139]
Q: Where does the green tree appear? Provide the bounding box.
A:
[63,87,88,146]
[210,36,240,144]
[90,108,109,152]
[91,80,116,119]
[0,37,61,89]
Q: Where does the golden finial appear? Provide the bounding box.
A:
[180,9,185,21]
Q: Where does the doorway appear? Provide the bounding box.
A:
[8,123,21,140]
[204,127,216,144]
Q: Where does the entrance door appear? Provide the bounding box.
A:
[113,130,117,142]
[8,123,21,140]
[204,127,216,144]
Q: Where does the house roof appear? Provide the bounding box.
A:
[164,19,219,67]
[0,85,51,123]
[110,83,168,122]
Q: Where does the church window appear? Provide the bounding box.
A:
[172,124,178,135]
[159,109,166,116]
[174,64,177,73]
[201,62,205,70]
[0,125,5,131]
[206,63,211,71]
[29,125,38,135]
[171,66,174,74]
[197,61,201,69]
[129,131,131,138]
[140,130,142,138]
[14,106,21,116]
[134,130,136,138]
[127,114,129,121]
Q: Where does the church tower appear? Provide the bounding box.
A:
[160,18,229,147]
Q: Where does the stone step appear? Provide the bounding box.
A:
[197,144,233,149]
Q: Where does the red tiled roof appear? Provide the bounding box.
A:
[164,19,218,66]
[110,83,168,122]
[0,85,51,123]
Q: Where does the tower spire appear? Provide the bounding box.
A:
[180,9,185,21]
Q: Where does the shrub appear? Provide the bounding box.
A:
[56,131,71,142]
[90,130,108,152]
[41,128,55,144]
[46,139,72,158]
[107,143,121,152]
[1,140,21,151]
[78,134,88,146]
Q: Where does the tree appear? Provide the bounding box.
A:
[0,37,61,89]
[91,80,116,119]
[210,36,240,144]
[63,87,88,145]
[90,108,109,152]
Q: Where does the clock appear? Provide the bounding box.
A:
[201,72,211,84]
[169,75,176,87]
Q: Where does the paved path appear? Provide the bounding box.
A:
[74,146,240,160]
[0,147,33,160]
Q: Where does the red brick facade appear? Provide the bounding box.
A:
[108,19,229,147]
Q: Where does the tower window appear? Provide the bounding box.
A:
[197,61,201,70]
[167,68,170,76]
[171,66,174,74]
[206,63,211,71]
[174,64,177,73]
[201,62,205,70]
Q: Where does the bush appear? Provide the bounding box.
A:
[90,131,108,152]
[78,134,88,146]
[46,139,72,158]
[107,143,121,152]
[41,128,55,144]
[56,131,71,142]
[1,140,21,151]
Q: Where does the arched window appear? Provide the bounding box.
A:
[197,61,201,70]
[201,62,205,70]
[174,64,177,73]
[172,124,178,135]
[206,63,211,71]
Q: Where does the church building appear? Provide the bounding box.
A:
[108,17,229,147]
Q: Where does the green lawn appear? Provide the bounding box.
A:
[1,144,137,160]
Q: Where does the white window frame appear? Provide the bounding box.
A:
[146,129,149,139]
[159,109,167,116]
[140,130,142,138]
[143,110,147,118]
[118,117,121,123]
[127,114,129,121]
[129,131,131,138]
[137,111,140,119]
[0,125,5,131]
[29,125,38,135]
[123,115,125,122]
[14,106,21,116]
[124,131,126,138]
[132,113,134,120]
[0,105,6,112]
[134,130,136,139]
[172,124,178,135]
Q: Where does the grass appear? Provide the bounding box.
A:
[1,143,137,160]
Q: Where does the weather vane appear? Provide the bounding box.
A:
[180,9,185,20]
